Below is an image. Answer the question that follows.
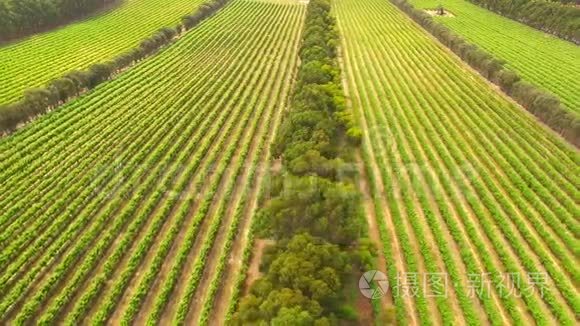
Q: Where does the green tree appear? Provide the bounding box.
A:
[261,176,363,244]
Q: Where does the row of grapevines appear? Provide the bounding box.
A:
[92,8,290,321]
[335,0,579,323]
[186,10,303,324]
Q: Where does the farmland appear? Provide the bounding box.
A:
[0,0,305,323]
[409,0,580,113]
[0,0,579,323]
[0,0,205,105]
[335,0,580,324]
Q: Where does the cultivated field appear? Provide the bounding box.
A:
[0,0,205,105]
[0,0,304,323]
[410,0,580,112]
[335,0,580,324]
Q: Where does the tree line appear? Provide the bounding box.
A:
[0,0,116,43]
[467,0,580,44]
[231,0,376,324]
[548,0,579,5]
[0,0,230,135]
[392,0,580,147]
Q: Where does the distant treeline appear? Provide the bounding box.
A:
[0,0,229,134]
[392,0,580,147]
[467,0,580,44]
[231,0,374,323]
[0,0,116,43]
[547,0,579,5]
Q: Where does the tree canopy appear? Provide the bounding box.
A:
[232,233,349,325]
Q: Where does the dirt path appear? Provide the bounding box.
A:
[353,270,376,325]
[243,239,276,293]
[357,161,394,310]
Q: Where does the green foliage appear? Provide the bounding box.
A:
[350,238,377,272]
[261,175,363,245]
[299,61,335,85]
[272,307,320,325]
[232,234,348,325]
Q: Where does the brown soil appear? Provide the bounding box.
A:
[357,155,394,310]
[355,283,375,326]
[425,9,455,17]
[244,239,275,293]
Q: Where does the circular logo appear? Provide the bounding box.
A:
[359,270,389,299]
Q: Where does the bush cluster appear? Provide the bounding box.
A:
[0,0,230,135]
[232,0,370,324]
[392,0,580,147]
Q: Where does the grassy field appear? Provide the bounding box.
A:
[335,0,580,324]
[409,0,580,113]
[0,0,205,105]
[0,0,304,323]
